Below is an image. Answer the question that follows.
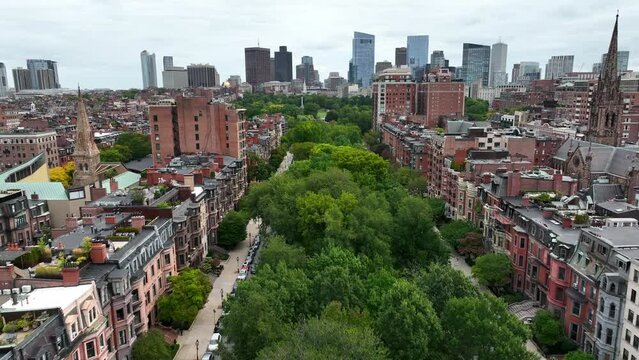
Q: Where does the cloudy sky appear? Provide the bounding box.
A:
[2,0,638,89]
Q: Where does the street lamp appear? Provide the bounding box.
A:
[236,256,240,272]
[220,288,224,301]
[195,339,199,360]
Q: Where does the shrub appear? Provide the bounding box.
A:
[72,248,85,258]
[114,227,141,234]
[34,265,62,279]
[574,214,589,225]
[2,322,20,333]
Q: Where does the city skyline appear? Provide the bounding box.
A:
[1,0,638,89]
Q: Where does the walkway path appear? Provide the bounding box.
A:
[173,219,259,360]
[448,252,546,359]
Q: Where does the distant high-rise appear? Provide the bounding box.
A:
[593,62,602,74]
[512,62,541,85]
[407,35,429,80]
[295,56,315,85]
[274,46,293,82]
[12,67,31,91]
[430,50,447,69]
[26,59,59,89]
[544,55,574,79]
[324,72,347,91]
[511,64,520,83]
[0,63,7,97]
[244,47,271,87]
[187,64,219,87]
[350,32,375,87]
[460,43,490,86]
[600,50,630,73]
[140,50,158,89]
[163,67,188,89]
[375,61,393,74]
[489,42,508,87]
[163,56,174,70]
[395,47,407,67]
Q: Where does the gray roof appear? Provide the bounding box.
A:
[591,184,625,204]
[584,226,639,247]
[554,139,639,177]
[597,200,638,214]
[124,156,154,173]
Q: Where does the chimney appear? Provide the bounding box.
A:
[130,215,145,231]
[0,264,15,288]
[542,208,555,219]
[82,215,96,225]
[109,178,118,193]
[105,215,117,225]
[31,192,39,200]
[553,171,563,193]
[561,217,573,229]
[507,171,522,197]
[65,217,79,231]
[90,187,107,201]
[522,196,530,208]
[62,266,80,287]
[90,242,108,264]
[482,173,492,184]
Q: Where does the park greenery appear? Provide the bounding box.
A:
[157,268,212,330]
[217,210,250,248]
[131,329,178,360]
[100,132,151,163]
[472,253,514,294]
[220,100,537,360]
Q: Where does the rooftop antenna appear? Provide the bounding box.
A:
[257,39,260,47]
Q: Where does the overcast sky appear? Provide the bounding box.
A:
[2,0,638,90]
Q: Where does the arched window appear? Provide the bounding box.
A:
[610,282,616,294]
[600,298,605,312]
[609,303,616,318]
[611,113,617,127]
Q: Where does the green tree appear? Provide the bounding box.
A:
[157,269,212,329]
[564,351,595,360]
[303,103,321,117]
[132,329,174,360]
[115,132,151,160]
[217,210,249,248]
[465,97,490,121]
[100,148,125,162]
[424,198,446,225]
[289,142,316,161]
[247,151,271,182]
[257,317,389,360]
[415,263,477,315]
[324,109,339,121]
[375,279,442,360]
[439,220,478,248]
[259,235,307,270]
[532,310,564,348]
[472,253,513,293]
[394,167,428,196]
[456,232,487,259]
[441,295,534,360]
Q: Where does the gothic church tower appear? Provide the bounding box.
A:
[587,15,624,146]
[72,88,101,186]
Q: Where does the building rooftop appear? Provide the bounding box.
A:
[583,226,639,247]
[0,284,93,313]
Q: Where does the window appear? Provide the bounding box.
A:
[194,116,198,122]
[100,334,105,349]
[518,256,524,267]
[610,303,617,318]
[195,134,199,141]
[155,143,160,150]
[629,309,635,322]
[634,335,639,349]
[153,125,159,131]
[570,323,578,341]
[196,143,200,150]
[572,301,581,316]
[600,298,606,312]
[86,341,96,358]
[558,267,566,280]
[119,330,127,345]
[520,238,525,248]
[556,287,564,301]
[153,115,158,122]
[624,349,629,360]
[627,330,632,343]
[195,124,199,131]
[606,328,613,345]
[73,351,79,360]
[597,324,602,339]
[165,254,170,265]
[116,308,125,321]
[632,290,637,303]
[635,270,639,283]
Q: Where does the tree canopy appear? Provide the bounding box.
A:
[217,210,249,248]
[472,253,514,292]
[157,269,211,329]
[132,329,175,360]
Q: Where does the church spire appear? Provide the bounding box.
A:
[72,88,101,186]
[601,14,619,81]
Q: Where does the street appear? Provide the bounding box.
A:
[173,219,260,360]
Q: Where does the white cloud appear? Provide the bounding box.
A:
[1,0,638,89]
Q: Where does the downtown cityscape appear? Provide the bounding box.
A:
[1,1,639,360]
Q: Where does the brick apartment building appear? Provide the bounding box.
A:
[0,130,59,171]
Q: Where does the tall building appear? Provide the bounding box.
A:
[587,16,623,147]
[593,62,603,74]
[187,64,219,87]
[545,55,574,79]
[149,95,246,167]
[0,63,7,97]
[244,47,271,87]
[350,32,375,87]
[512,62,542,85]
[430,50,447,69]
[395,47,407,67]
[72,89,101,187]
[489,41,508,87]
[324,72,347,91]
[12,67,31,91]
[600,50,630,73]
[375,61,392,74]
[140,50,158,89]
[407,35,429,80]
[274,46,293,82]
[295,56,315,85]
[163,56,174,70]
[26,59,59,89]
[162,67,188,89]
[460,43,490,86]
[511,64,520,83]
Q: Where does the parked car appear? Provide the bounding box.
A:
[208,333,222,352]
[250,267,257,274]
[237,273,247,280]
[201,352,213,360]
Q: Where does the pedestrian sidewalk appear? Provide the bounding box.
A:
[173,219,260,360]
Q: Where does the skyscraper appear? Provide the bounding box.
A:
[600,50,630,73]
[460,43,490,86]
[395,47,407,67]
[350,32,375,87]
[163,56,174,70]
[12,68,31,91]
[187,64,219,87]
[274,46,293,82]
[544,55,574,79]
[430,51,447,69]
[489,41,508,87]
[511,64,520,84]
[244,47,271,87]
[140,50,158,89]
[296,56,315,85]
[375,61,393,74]
[26,59,59,89]
[407,35,429,80]
[512,62,541,85]
[163,67,188,89]
[0,63,7,97]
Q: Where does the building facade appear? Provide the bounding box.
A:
[350,32,375,88]
[0,62,8,97]
[395,47,407,67]
[187,64,219,88]
[26,59,59,89]
[244,47,271,87]
[12,67,32,92]
[460,43,490,87]
[274,46,293,82]
[140,50,157,89]
[407,35,429,80]
[489,42,508,87]
[545,55,575,80]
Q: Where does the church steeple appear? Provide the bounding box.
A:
[587,14,623,147]
[72,88,101,186]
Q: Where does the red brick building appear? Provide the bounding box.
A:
[416,69,465,128]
